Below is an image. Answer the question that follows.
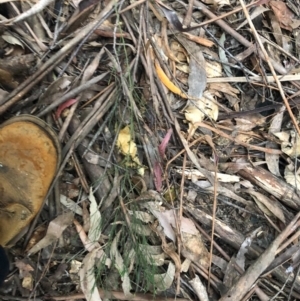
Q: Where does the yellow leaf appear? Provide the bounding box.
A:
[154,60,188,99]
[117,126,144,175]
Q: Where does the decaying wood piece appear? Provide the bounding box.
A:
[238,165,300,209]
[184,204,262,256]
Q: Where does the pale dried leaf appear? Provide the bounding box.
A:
[188,51,207,99]
[128,210,155,223]
[209,82,239,97]
[79,248,103,301]
[145,203,176,242]
[219,33,232,77]
[181,231,210,269]
[110,231,133,298]
[152,262,175,292]
[266,109,283,177]
[237,6,269,30]
[205,61,222,78]
[175,168,240,182]
[15,260,34,278]
[39,76,74,105]
[69,260,82,274]
[139,244,165,266]
[2,34,24,48]
[189,275,209,301]
[181,258,191,272]
[284,162,300,189]
[28,212,74,255]
[184,91,218,136]
[160,209,198,235]
[22,275,33,290]
[60,194,83,216]
[275,131,300,158]
[88,188,102,243]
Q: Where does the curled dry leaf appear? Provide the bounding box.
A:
[284,161,300,189]
[110,231,133,298]
[117,126,144,175]
[184,91,218,136]
[205,60,222,78]
[175,168,240,182]
[209,82,239,97]
[139,244,166,266]
[79,248,104,301]
[269,0,300,31]
[28,211,74,255]
[88,188,101,243]
[152,262,175,292]
[145,203,176,242]
[60,194,83,216]
[274,131,300,158]
[39,76,74,105]
[128,210,155,223]
[202,0,230,7]
[15,259,34,291]
[2,34,24,49]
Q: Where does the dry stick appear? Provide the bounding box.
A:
[182,0,194,27]
[207,74,300,83]
[207,146,218,291]
[239,0,300,137]
[0,0,118,115]
[177,151,187,294]
[193,0,287,75]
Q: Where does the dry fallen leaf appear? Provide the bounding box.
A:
[269,0,298,31]
[274,131,300,158]
[152,262,175,292]
[117,126,144,175]
[79,248,104,301]
[184,91,218,136]
[15,259,34,290]
[28,211,74,255]
[285,161,300,189]
[88,188,101,243]
[110,230,133,298]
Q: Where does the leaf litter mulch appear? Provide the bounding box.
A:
[0,0,300,300]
